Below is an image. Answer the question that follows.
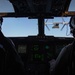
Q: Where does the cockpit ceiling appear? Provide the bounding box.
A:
[1,0,72,17]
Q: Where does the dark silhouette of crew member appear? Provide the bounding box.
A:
[51,16,75,75]
[0,17,25,75]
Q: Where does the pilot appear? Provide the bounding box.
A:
[0,17,25,74]
[51,16,75,75]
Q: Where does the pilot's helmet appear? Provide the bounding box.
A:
[69,16,75,36]
[69,16,75,29]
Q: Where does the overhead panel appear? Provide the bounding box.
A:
[1,0,72,17]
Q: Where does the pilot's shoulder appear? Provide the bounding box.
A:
[62,42,72,49]
[64,43,73,49]
[61,43,73,54]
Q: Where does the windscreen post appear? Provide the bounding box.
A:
[38,17,45,37]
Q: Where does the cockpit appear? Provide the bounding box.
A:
[0,0,75,75]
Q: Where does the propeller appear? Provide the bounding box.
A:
[61,17,69,31]
[44,19,50,31]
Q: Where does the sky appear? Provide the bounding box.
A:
[2,16,72,37]
[0,0,75,37]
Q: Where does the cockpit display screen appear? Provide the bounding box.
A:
[18,45,26,53]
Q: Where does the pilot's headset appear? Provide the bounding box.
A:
[69,16,75,37]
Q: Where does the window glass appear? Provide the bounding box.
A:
[2,18,38,37]
[2,17,72,37]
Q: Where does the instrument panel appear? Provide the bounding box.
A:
[10,36,73,75]
[27,41,55,63]
[11,36,73,60]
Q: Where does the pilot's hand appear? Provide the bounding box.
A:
[49,59,56,71]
